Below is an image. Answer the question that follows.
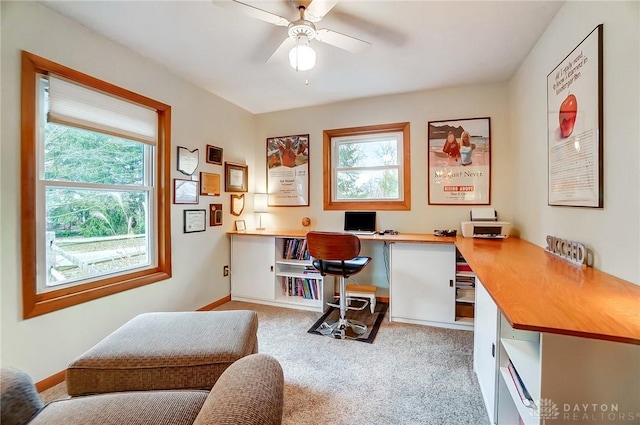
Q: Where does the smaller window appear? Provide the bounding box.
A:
[323,122,411,210]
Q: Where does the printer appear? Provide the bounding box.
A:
[461,208,511,239]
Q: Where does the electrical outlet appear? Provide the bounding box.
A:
[223,265,229,277]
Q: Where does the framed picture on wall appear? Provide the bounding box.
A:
[200,172,220,196]
[225,162,248,192]
[427,117,491,205]
[173,179,199,204]
[177,146,198,176]
[266,134,309,206]
[209,203,222,226]
[547,24,603,208]
[206,145,223,165]
[183,209,206,233]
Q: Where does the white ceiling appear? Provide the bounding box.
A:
[41,0,564,114]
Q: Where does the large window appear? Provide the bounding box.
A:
[21,51,172,318]
[323,122,411,210]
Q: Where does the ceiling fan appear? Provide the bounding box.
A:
[216,0,371,71]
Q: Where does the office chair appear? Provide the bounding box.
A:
[306,231,372,339]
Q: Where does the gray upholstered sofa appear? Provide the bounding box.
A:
[0,353,284,425]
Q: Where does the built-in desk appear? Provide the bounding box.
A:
[229,230,640,343]
[454,237,640,425]
[229,231,640,423]
[455,236,640,345]
[228,230,464,327]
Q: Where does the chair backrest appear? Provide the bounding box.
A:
[306,231,361,261]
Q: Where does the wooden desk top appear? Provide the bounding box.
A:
[228,229,455,244]
[229,230,640,345]
[455,237,640,345]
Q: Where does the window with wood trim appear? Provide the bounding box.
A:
[20,51,172,319]
[323,122,411,210]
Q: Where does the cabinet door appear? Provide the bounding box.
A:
[230,235,275,300]
[474,278,499,424]
[390,243,455,323]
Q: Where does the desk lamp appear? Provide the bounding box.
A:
[254,193,268,230]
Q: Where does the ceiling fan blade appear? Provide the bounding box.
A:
[329,9,407,46]
[304,0,339,22]
[214,0,290,27]
[266,37,296,63]
[315,28,371,53]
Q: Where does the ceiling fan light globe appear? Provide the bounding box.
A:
[289,44,316,71]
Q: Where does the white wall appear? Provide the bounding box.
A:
[0,1,256,381]
[254,83,514,233]
[254,83,513,291]
[509,1,640,284]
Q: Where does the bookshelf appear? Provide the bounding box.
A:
[493,315,640,425]
[455,249,475,325]
[497,316,541,425]
[230,235,332,313]
[274,237,332,310]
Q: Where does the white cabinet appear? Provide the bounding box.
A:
[495,320,640,425]
[389,243,458,328]
[474,278,499,424]
[230,235,329,312]
[473,281,640,425]
[230,235,275,301]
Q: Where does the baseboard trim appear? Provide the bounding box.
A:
[36,295,232,392]
[197,295,231,311]
[35,369,66,392]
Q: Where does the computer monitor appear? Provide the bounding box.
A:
[343,211,377,234]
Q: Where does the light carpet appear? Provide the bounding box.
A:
[41,301,489,425]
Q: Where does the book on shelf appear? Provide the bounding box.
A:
[283,238,310,260]
[456,279,475,289]
[456,288,475,299]
[281,276,319,300]
[507,360,535,408]
[456,262,474,272]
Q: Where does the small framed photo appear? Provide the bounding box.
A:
[174,179,199,204]
[206,145,223,165]
[200,172,220,196]
[210,203,223,226]
[184,209,206,233]
[225,162,248,192]
[235,220,246,232]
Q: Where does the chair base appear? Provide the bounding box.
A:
[317,318,367,339]
[327,297,369,312]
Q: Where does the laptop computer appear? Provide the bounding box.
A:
[343,211,377,235]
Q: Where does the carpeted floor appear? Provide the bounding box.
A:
[41,301,489,425]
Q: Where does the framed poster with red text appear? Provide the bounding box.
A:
[547,25,603,207]
[428,117,491,205]
[266,134,309,206]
